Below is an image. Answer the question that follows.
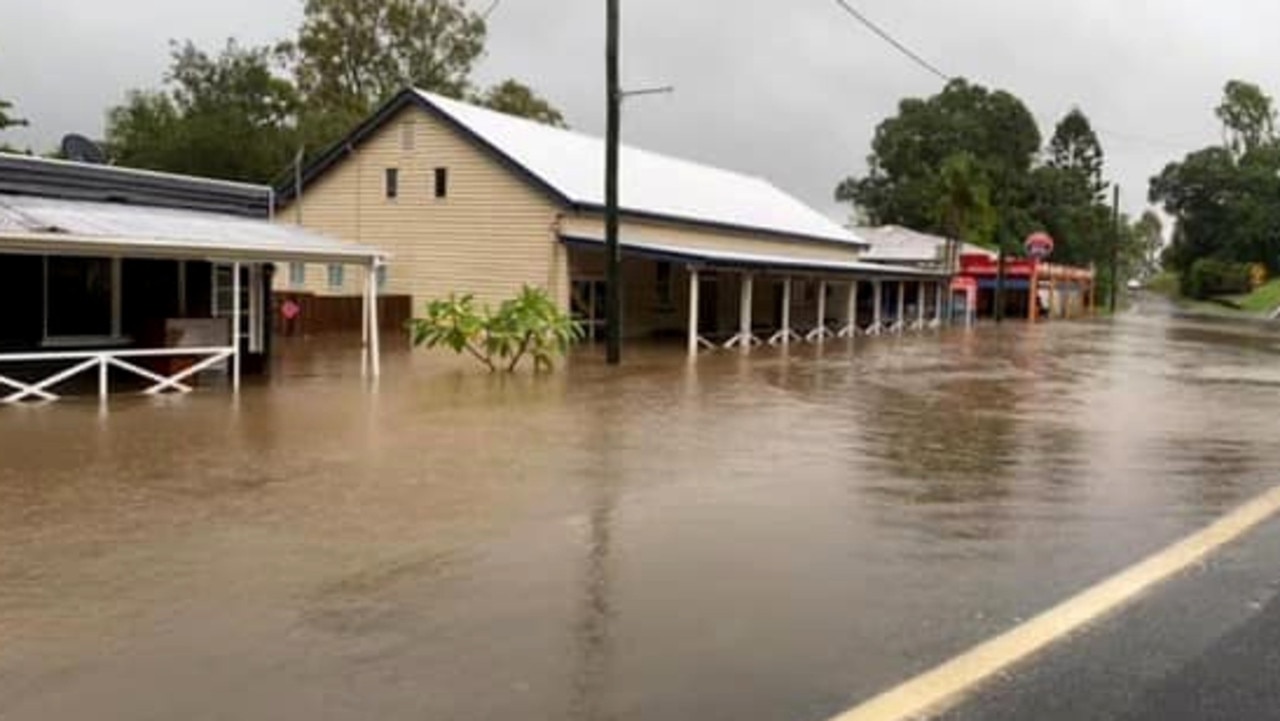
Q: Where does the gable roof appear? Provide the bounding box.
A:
[280,89,865,248]
[856,225,997,263]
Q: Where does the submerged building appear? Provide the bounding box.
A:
[277,89,948,354]
[0,155,385,403]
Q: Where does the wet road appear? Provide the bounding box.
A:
[938,513,1280,721]
[4,306,1280,720]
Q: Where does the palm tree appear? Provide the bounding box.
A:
[935,153,993,319]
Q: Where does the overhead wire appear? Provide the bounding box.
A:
[831,0,952,83]
[830,0,1203,153]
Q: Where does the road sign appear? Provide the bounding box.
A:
[1025,232,1055,260]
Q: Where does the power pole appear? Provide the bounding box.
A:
[1109,184,1120,314]
[604,0,623,365]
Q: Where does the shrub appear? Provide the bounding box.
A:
[407,286,583,372]
[1183,258,1254,299]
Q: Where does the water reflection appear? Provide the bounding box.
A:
[5,312,1280,721]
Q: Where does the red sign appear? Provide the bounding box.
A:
[1025,232,1055,260]
[281,299,301,320]
[960,254,1038,277]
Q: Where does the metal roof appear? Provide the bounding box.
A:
[0,154,271,218]
[419,91,865,247]
[0,194,384,265]
[561,233,942,279]
[856,225,997,263]
[280,88,867,248]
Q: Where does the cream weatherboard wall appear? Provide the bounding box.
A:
[558,214,868,265]
[275,105,568,310]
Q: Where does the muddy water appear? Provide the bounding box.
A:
[4,306,1280,721]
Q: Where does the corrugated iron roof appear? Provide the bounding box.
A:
[419,91,866,247]
[855,225,997,263]
[0,194,384,264]
[561,233,941,279]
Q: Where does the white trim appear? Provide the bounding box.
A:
[231,262,241,392]
[0,346,236,404]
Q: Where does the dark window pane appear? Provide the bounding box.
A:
[47,257,113,337]
[385,168,399,199]
[434,167,448,198]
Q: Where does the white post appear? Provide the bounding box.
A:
[248,264,262,353]
[893,281,906,333]
[231,261,241,392]
[739,273,754,349]
[935,282,944,327]
[99,355,108,402]
[916,281,926,330]
[782,277,792,343]
[687,268,700,358]
[361,264,371,377]
[817,280,827,337]
[808,279,831,342]
[839,279,859,337]
[869,279,884,335]
[370,262,381,379]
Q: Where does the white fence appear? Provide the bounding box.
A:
[0,347,236,404]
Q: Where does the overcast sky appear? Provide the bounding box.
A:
[3,0,1278,221]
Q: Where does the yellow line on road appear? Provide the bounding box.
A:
[828,483,1280,721]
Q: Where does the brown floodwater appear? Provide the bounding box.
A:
[4,301,1280,721]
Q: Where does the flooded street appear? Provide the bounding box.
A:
[4,305,1280,721]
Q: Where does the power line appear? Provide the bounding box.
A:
[832,0,952,83]
[827,2,1203,152]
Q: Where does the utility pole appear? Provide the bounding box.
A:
[604,0,623,365]
[1109,184,1120,314]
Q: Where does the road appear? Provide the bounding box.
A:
[938,513,1280,721]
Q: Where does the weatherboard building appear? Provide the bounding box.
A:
[276,88,949,353]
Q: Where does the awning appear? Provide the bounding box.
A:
[0,194,385,265]
[561,233,943,280]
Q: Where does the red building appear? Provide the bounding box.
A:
[957,253,1096,321]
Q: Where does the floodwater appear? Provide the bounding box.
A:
[4,300,1280,721]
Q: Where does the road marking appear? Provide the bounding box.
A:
[828,483,1280,721]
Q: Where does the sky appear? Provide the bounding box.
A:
[3,0,1279,222]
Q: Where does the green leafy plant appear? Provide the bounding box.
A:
[407,286,582,372]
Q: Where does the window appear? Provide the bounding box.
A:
[288,262,306,287]
[376,265,388,290]
[434,167,449,199]
[327,264,345,289]
[45,257,116,338]
[385,168,399,200]
[655,261,673,308]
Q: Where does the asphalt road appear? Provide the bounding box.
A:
[938,513,1280,721]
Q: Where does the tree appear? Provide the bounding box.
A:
[1216,80,1276,158]
[1048,108,1106,201]
[408,286,582,372]
[106,40,300,183]
[934,153,994,248]
[836,78,1041,235]
[476,79,566,127]
[1128,211,1164,280]
[290,0,486,124]
[0,96,26,132]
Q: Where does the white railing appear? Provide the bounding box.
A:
[0,347,236,404]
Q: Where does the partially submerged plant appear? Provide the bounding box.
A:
[408,286,583,372]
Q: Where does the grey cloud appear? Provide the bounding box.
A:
[4,0,1274,220]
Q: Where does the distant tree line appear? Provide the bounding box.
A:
[836,79,1162,293]
[97,0,565,184]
